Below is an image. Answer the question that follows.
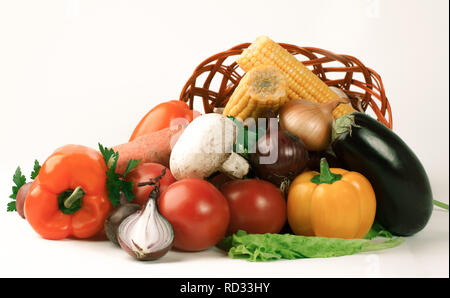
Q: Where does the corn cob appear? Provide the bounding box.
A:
[236,36,355,118]
[223,65,288,120]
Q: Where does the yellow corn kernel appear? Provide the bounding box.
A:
[223,64,288,120]
[237,36,355,118]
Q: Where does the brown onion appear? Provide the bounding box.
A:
[279,98,349,151]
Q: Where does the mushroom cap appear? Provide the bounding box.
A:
[169,113,237,180]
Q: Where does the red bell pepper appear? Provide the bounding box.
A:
[129,100,200,142]
[25,145,112,240]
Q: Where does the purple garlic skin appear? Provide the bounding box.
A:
[117,197,174,261]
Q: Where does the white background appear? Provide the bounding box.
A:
[0,0,448,278]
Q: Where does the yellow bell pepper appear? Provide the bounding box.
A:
[287,158,376,239]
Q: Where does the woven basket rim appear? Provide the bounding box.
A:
[179,41,393,129]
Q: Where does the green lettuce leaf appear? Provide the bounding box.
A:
[363,221,393,240]
[218,230,404,262]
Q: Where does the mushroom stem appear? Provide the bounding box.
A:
[220,152,249,179]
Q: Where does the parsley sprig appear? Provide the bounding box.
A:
[98,143,141,207]
[30,160,41,180]
[7,160,41,212]
[227,116,265,159]
[7,167,26,212]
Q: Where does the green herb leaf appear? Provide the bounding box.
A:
[98,143,140,206]
[105,170,121,207]
[30,160,41,179]
[7,201,16,212]
[120,180,135,202]
[7,167,27,212]
[99,143,118,171]
[227,116,265,157]
[123,158,142,177]
[218,230,403,262]
[12,167,27,191]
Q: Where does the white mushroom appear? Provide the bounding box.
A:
[169,113,249,180]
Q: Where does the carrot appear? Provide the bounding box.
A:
[113,126,183,174]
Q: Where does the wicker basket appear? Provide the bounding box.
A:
[179,42,392,129]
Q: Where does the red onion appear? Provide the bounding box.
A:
[116,171,174,261]
[117,190,174,261]
[249,125,309,186]
[104,202,141,245]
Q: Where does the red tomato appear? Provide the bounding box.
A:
[220,179,286,235]
[158,178,230,252]
[125,163,176,206]
[129,100,200,142]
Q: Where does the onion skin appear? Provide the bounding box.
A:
[104,203,141,245]
[117,195,174,261]
[249,127,309,186]
[117,223,173,261]
[16,182,32,219]
[119,240,172,261]
[279,99,347,151]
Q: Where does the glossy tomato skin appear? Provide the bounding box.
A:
[129,100,199,142]
[158,178,230,252]
[220,179,286,235]
[125,163,176,206]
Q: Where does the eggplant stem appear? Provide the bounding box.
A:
[331,113,361,143]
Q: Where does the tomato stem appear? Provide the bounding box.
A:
[311,158,342,184]
[137,168,166,207]
[137,168,167,188]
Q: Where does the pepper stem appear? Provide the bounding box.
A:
[311,158,342,184]
[63,186,85,208]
